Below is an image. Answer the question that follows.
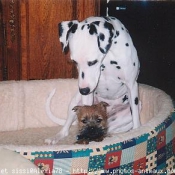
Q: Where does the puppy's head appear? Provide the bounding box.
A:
[72,102,109,142]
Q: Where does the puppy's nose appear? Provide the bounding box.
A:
[90,126,95,131]
[79,87,90,95]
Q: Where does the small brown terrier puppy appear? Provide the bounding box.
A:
[72,102,109,144]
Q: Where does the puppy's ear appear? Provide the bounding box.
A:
[72,106,81,112]
[58,20,79,53]
[98,101,109,110]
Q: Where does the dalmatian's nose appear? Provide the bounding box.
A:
[79,87,90,95]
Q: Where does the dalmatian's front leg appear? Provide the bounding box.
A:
[126,81,140,129]
[45,92,81,145]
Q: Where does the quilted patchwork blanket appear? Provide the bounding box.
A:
[18,112,175,175]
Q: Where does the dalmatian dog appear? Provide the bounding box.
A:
[45,16,140,144]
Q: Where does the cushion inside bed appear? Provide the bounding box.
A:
[0,83,173,151]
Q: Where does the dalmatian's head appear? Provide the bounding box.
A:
[59,17,114,95]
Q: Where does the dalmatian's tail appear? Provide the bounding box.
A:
[45,88,66,125]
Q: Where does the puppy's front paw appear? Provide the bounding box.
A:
[75,139,89,145]
[94,136,104,142]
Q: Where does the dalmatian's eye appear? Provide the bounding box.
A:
[88,60,98,66]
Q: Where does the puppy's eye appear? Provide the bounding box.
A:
[81,119,87,124]
[96,118,102,123]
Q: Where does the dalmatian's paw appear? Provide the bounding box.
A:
[45,137,59,145]
[45,130,69,145]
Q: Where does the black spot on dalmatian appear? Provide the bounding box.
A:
[122,95,128,103]
[70,23,78,34]
[60,41,69,53]
[60,38,69,53]
[105,22,114,46]
[121,27,124,30]
[116,66,121,69]
[65,23,78,42]
[110,61,118,65]
[99,33,105,41]
[88,60,98,66]
[118,77,121,80]
[68,21,73,28]
[98,40,105,54]
[130,107,132,115]
[110,17,116,20]
[133,62,135,66]
[82,72,85,79]
[101,64,105,71]
[92,21,100,26]
[105,44,112,53]
[114,41,117,44]
[125,43,129,47]
[106,88,109,91]
[97,38,107,54]
[58,23,63,38]
[116,31,120,37]
[103,16,110,21]
[135,97,139,105]
[104,21,113,32]
[97,21,114,54]
[81,25,85,30]
[89,24,97,35]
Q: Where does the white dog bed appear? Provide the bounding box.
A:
[0,79,174,174]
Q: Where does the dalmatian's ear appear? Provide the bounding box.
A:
[58,20,79,53]
[90,21,114,54]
